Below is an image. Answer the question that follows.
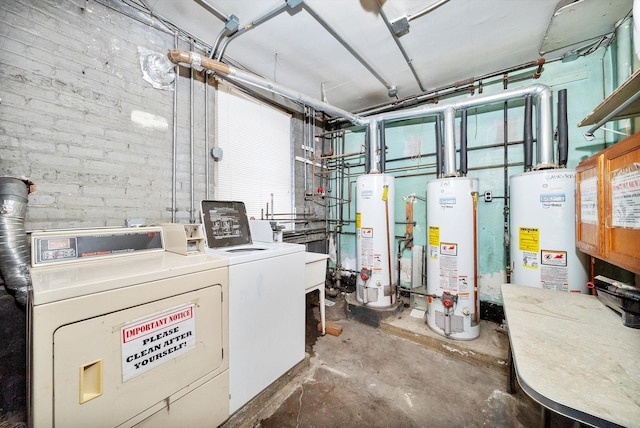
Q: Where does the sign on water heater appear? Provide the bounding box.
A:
[121,304,197,381]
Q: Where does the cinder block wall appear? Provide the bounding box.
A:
[0,0,221,230]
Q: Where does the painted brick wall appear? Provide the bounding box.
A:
[0,0,215,230]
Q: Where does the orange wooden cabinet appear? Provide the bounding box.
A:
[576,133,640,274]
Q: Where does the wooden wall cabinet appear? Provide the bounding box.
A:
[576,132,640,275]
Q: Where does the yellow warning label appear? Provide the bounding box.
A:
[429,226,440,246]
[519,227,539,252]
[382,185,389,201]
[356,212,361,229]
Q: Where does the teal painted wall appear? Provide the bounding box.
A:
[333,45,617,304]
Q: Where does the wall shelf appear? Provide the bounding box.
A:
[579,68,640,136]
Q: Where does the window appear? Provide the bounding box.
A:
[215,84,293,221]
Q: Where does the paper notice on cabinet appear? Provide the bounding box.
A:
[611,166,640,229]
[579,176,598,224]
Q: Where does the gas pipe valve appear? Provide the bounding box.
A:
[441,291,458,309]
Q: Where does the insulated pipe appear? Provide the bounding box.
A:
[0,177,31,308]
[167,50,365,126]
[523,94,534,171]
[368,84,555,169]
[364,125,371,173]
[460,109,468,176]
[557,89,568,167]
[435,115,443,177]
[368,120,379,173]
[379,121,386,173]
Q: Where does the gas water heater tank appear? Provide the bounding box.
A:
[355,174,396,307]
[426,177,480,340]
[510,169,588,293]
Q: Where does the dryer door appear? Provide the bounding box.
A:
[52,284,226,426]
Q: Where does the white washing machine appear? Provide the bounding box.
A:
[201,201,305,414]
[29,227,229,427]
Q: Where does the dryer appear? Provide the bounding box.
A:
[201,201,305,414]
[29,227,229,427]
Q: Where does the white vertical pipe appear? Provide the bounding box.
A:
[189,40,195,223]
[171,34,178,223]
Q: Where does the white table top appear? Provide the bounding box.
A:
[502,284,640,428]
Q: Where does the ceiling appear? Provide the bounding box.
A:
[141,0,632,115]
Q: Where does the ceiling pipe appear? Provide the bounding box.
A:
[377,1,426,92]
[302,2,394,94]
[209,14,239,59]
[168,49,365,125]
[408,0,450,22]
[194,0,229,22]
[216,0,300,61]
[352,57,549,117]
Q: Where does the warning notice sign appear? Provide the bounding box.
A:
[519,227,539,252]
[121,304,196,382]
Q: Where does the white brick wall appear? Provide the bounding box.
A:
[0,0,214,229]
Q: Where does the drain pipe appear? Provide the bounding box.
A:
[0,177,33,308]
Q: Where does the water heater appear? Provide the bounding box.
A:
[510,169,588,293]
[426,177,480,340]
[355,174,396,307]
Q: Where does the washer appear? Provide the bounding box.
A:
[201,201,305,414]
[29,227,229,427]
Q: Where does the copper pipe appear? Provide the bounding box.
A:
[533,58,545,79]
[383,184,394,305]
[472,191,479,324]
[405,200,413,236]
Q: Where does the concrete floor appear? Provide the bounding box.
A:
[223,292,552,428]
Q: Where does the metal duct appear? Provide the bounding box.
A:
[368,83,556,170]
[557,89,568,167]
[0,177,32,308]
[443,106,457,177]
[523,94,534,171]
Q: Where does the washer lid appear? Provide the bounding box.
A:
[201,200,252,248]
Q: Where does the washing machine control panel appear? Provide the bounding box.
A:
[31,227,164,266]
